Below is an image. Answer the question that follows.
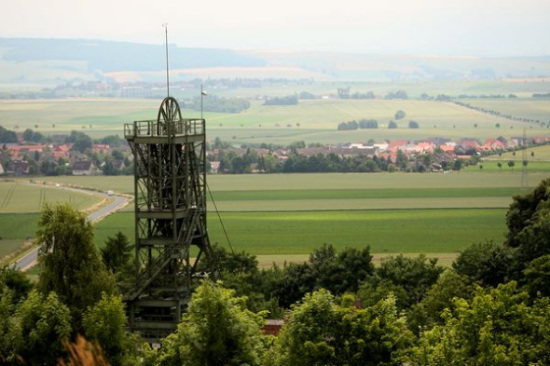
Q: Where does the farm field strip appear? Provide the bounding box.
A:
[207,172,544,191]
[209,187,522,201]
[0,213,40,240]
[0,181,103,213]
[94,209,507,255]
[208,196,513,212]
[26,172,546,195]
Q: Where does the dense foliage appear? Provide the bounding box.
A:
[0,126,17,143]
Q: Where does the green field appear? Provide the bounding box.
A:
[0,213,39,239]
[1,95,548,145]
[0,181,104,213]
[94,209,507,256]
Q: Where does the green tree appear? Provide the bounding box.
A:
[395,110,406,120]
[22,128,34,142]
[524,254,550,298]
[277,289,413,366]
[209,245,283,317]
[0,126,17,143]
[36,203,116,329]
[0,288,16,361]
[408,120,419,129]
[310,244,374,295]
[388,120,398,129]
[66,131,92,153]
[0,266,33,304]
[11,290,72,365]
[408,270,472,333]
[395,149,407,170]
[506,178,550,247]
[359,254,444,309]
[513,210,550,277]
[267,261,315,309]
[505,178,550,278]
[111,149,124,160]
[452,240,513,287]
[453,158,463,171]
[100,231,132,274]
[158,280,267,366]
[82,293,143,366]
[407,282,550,365]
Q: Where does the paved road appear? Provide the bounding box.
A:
[14,193,129,271]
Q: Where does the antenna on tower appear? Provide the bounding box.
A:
[163,23,170,97]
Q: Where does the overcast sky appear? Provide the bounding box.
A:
[2,0,549,56]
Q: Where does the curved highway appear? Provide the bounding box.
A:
[14,191,129,271]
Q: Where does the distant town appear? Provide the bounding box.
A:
[1,126,548,176]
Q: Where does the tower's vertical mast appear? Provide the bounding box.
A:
[163,23,170,97]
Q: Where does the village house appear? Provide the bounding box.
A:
[7,145,43,159]
[51,144,71,160]
[373,142,389,152]
[482,138,506,151]
[72,161,101,176]
[9,160,29,176]
[92,144,110,154]
[388,140,409,152]
[209,161,221,174]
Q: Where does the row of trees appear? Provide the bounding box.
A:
[337,119,378,130]
[335,114,416,131]
[454,100,550,127]
[264,95,298,105]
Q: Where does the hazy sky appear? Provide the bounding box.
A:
[2,0,549,56]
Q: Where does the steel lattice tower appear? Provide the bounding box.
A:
[123,97,215,341]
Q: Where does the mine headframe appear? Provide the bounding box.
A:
[123,97,216,342]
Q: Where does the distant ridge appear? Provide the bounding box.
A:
[1,37,549,82]
[0,38,266,72]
